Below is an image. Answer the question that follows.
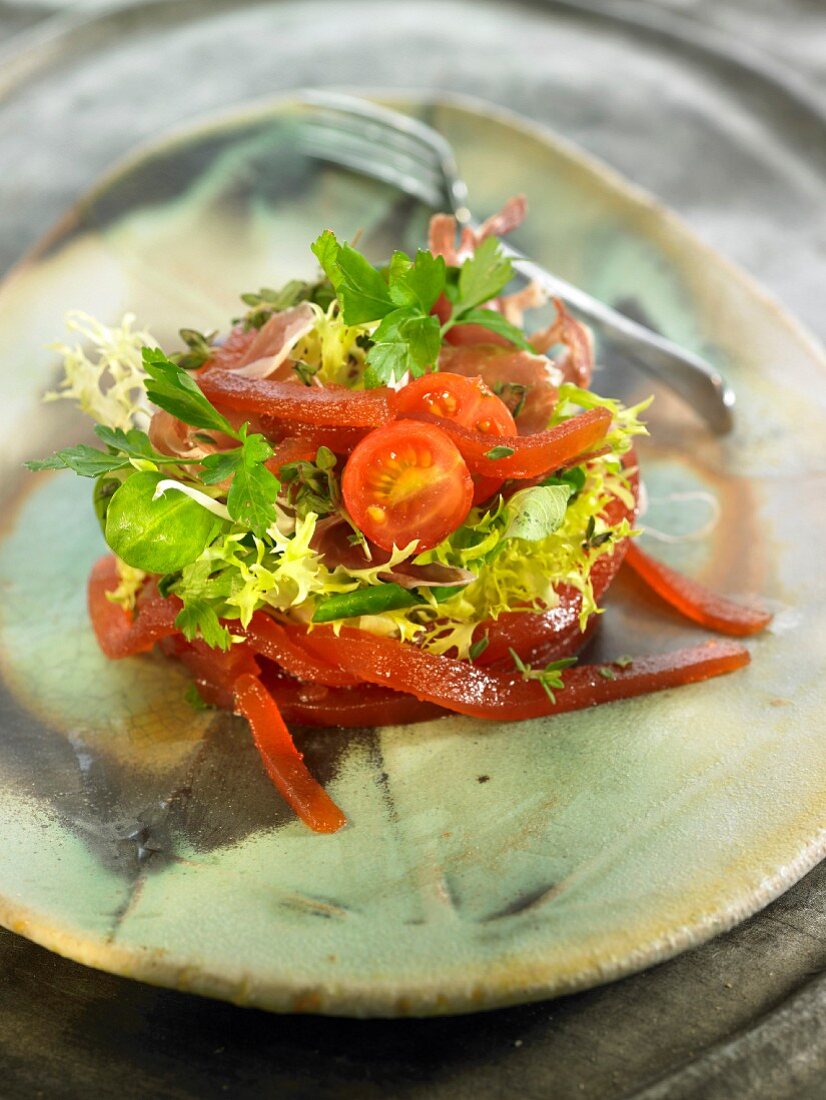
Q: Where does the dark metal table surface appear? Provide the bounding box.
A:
[0,1,824,1097]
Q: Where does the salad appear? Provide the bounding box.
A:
[30,198,771,833]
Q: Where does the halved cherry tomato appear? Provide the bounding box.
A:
[392,373,516,505]
[393,373,516,435]
[342,420,473,552]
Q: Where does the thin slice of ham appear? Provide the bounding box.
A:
[229,303,316,380]
[530,297,594,389]
[439,343,562,436]
[497,280,547,327]
[148,408,235,460]
[427,195,527,265]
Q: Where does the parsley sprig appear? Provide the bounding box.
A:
[30,349,280,542]
[279,446,340,520]
[236,278,335,330]
[311,230,533,387]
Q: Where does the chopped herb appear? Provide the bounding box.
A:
[582,515,613,550]
[509,648,577,702]
[280,448,340,520]
[484,445,516,460]
[237,278,333,329]
[614,655,634,669]
[469,636,490,661]
[172,328,217,371]
[493,380,529,419]
[293,361,320,387]
[185,682,212,710]
[598,667,617,680]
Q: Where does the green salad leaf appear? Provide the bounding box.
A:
[504,484,573,543]
[310,229,533,387]
[142,348,235,436]
[26,446,131,478]
[201,427,279,536]
[452,237,513,312]
[105,471,225,573]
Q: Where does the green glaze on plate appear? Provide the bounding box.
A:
[0,96,824,1017]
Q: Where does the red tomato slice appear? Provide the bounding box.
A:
[406,406,612,480]
[266,437,320,474]
[623,542,773,636]
[88,556,180,659]
[261,672,447,727]
[233,674,347,833]
[258,419,369,454]
[198,370,391,429]
[299,627,750,721]
[342,420,473,552]
[392,373,516,505]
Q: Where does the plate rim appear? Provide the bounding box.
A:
[0,89,824,1017]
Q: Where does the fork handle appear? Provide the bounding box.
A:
[498,244,736,434]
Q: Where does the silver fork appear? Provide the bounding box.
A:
[295,90,735,434]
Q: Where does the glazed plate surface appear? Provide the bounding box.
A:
[0,96,824,1016]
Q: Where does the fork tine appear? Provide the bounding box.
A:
[299,135,446,209]
[298,90,470,218]
[292,90,734,433]
[298,122,448,205]
[301,107,445,174]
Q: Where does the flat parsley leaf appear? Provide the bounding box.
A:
[94,424,157,460]
[387,249,446,313]
[201,428,278,536]
[26,446,131,478]
[142,348,236,437]
[311,230,395,325]
[175,599,232,652]
[364,308,441,387]
[453,237,514,313]
[172,328,218,371]
[455,307,533,351]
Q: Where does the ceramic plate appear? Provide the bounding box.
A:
[0,94,824,1017]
